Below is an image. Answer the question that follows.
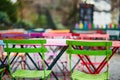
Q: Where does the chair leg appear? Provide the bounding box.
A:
[0,73,3,80]
[47,74,51,80]
[11,77,16,80]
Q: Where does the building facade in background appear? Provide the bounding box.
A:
[111,0,120,24]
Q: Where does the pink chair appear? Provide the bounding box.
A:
[43,33,71,39]
[42,32,71,79]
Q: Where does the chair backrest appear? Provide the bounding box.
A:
[43,33,71,39]
[27,29,45,33]
[29,33,43,38]
[72,30,96,34]
[66,40,112,74]
[3,39,47,53]
[66,40,112,56]
[1,33,29,39]
[44,29,71,38]
[80,33,109,40]
[48,30,70,33]
[3,39,47,75]
[72,33,81,39]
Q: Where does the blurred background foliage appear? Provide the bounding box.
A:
[0,12,10,24]
[0,0,17,23]
[0,0,119,30]
[0,0,80,30]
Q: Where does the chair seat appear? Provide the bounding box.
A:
[12,69,51,78]
[71,71,109,80]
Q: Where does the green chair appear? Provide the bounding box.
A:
[66,40,112,80]
[3,39,51,79]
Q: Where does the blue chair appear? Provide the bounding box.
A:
[0,40,5,80]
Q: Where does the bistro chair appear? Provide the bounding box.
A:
[66,40,112,80]
[73,33,110,72]
[3,39,51,79]
[43,32,71,80]
[1,33,29,73]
